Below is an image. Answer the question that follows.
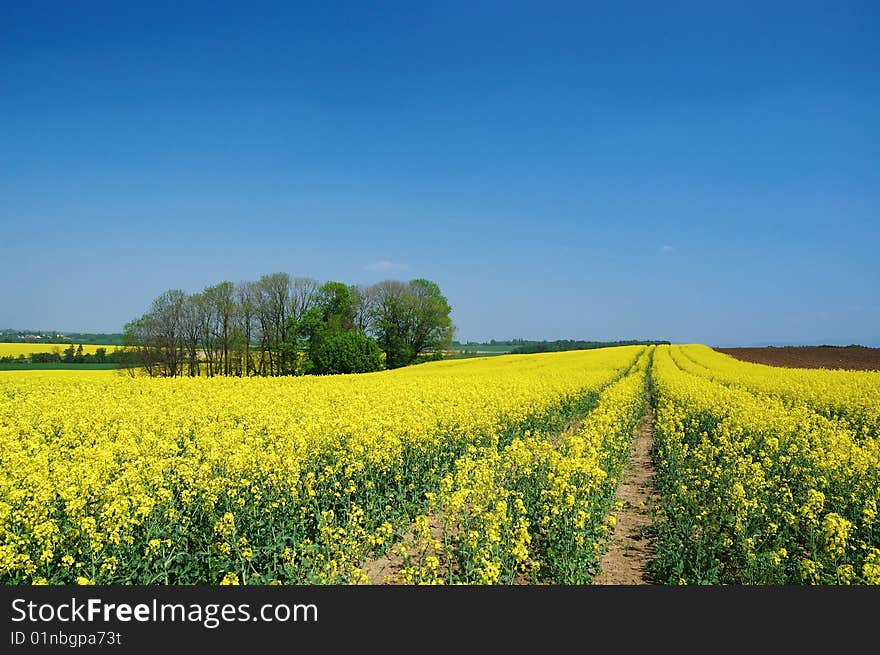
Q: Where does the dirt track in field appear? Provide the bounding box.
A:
[715,346,880,371]
[363,514,448,585]
[593,402,657,585]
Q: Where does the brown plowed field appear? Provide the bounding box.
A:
[714,346,880,371]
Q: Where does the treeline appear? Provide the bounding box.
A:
[62,332,125,345]
[510,339,670,354]
[0,345,122,365]
[124,273,454,377]
[453,339,533,347]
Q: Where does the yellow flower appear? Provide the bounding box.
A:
[214,512,236,539]
[837,564,855,585]
[822,513,852,558]
[862,549,880,585]
[219,572,239,585]
[771,548,788,566]
[800,560,818,583]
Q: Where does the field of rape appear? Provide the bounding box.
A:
[0,343,118,358]
[0,346,647,585]
[651,345,880,584]
[2,343,877,586]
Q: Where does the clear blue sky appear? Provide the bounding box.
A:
[2,1,877,346]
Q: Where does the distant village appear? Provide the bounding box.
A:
[0,330,70,342]
[0,329,124,345]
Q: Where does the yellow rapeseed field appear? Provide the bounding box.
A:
[0,347,644,585]
[0,369,121,378]
[395,347,651,584]
[0,343,118,358]
[3,343,876,585]
[651,345,880,584]
[670,343,880,437]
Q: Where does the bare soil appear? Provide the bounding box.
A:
[593,403,657,585]
[362,538,406,584]
[715,346,880,371]
[363,516,445,585]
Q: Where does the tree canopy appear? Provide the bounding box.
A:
[123,274,454,377]
[369,278,454,369]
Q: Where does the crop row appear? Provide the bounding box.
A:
[651,345,880,584]
[390,347,651,583]
[0,347,643,584]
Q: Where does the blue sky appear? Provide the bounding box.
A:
[2,1,877,346]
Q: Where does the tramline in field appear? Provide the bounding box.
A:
[1,344,877,585]
[0,346,645,585]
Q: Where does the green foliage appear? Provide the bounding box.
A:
[317,282,358,333]
[371,278,454,369]
[373,309,414,370]
[311,331,384,375]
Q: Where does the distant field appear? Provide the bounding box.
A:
[445,351,510,360]
[0,368,121,378]
[715,346,880,371]
[452,344,514,355]
[0,363,121,371]
[446,343,516,357]
[0,343,119,357]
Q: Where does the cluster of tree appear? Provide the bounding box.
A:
[0,345,121,365]
[123,273,454,377]
[510,339,670,354]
